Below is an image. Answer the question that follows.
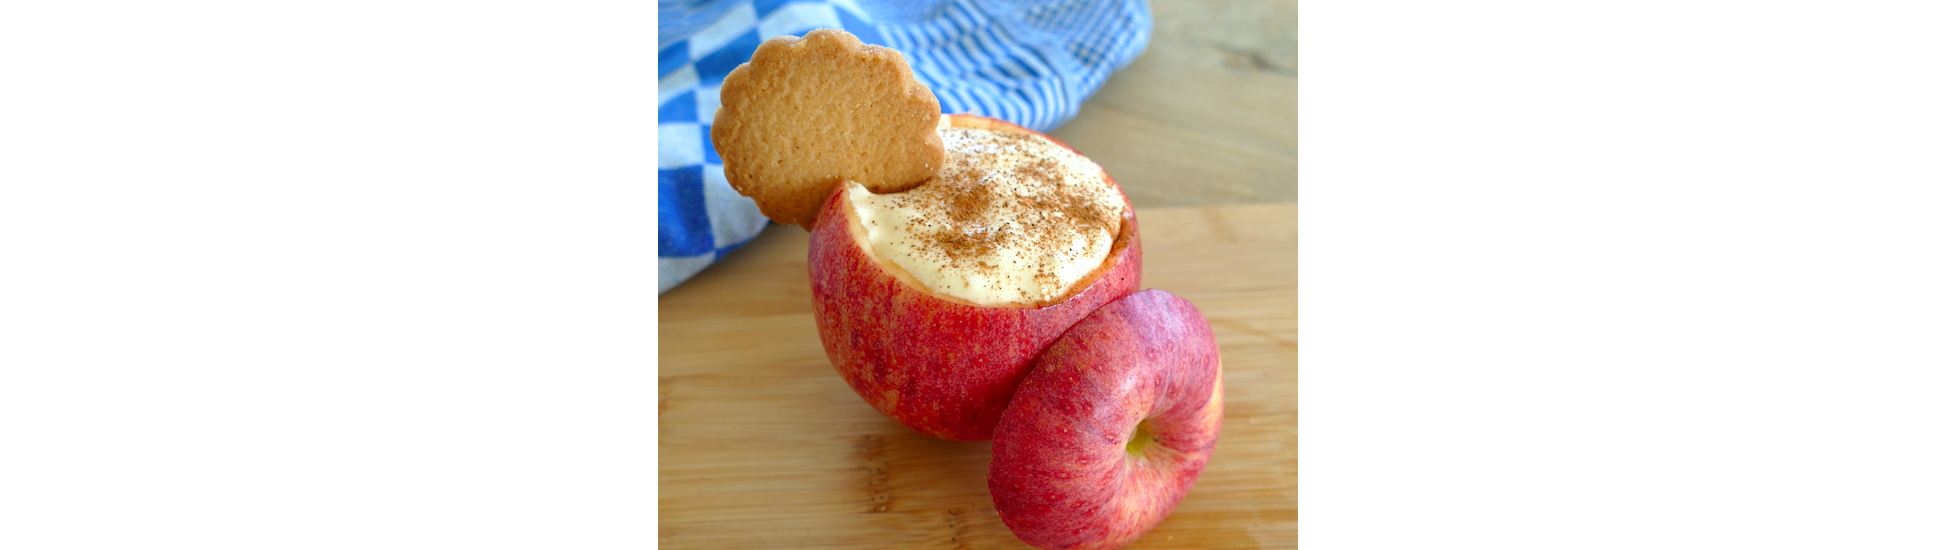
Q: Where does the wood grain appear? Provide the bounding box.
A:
[1048,0,1299,208]
[660,204,1297,549]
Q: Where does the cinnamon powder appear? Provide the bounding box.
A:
[863,126,1124,304]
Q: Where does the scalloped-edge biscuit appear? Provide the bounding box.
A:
[711,28,945,229]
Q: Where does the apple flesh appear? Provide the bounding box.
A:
[988,289,1223,550]
[807,114,1142,442]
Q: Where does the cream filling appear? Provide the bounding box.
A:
[847,126,1125,307]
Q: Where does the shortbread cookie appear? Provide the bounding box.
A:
[712,28,945,229]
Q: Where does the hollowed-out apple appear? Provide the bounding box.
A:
[989,289,1223,550]
[806,114,1142,442]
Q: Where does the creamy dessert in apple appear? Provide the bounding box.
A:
[710,27,1145,441]
[808,114,1141,441]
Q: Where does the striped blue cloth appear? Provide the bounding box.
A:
[659,0,1151,293]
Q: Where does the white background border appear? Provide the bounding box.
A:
[2,1,659,547]
[1302,0,1954,546]
[3,0,1953,547]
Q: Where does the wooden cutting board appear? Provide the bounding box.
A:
[660,203,1297,549]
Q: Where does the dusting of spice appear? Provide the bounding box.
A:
[846,126,1126,307]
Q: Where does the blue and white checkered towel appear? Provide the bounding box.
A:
[658,0,1151,293]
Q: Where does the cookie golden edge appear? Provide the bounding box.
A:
[710,28,945,230]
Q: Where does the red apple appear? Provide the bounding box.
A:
[988,289,1224,550]
[806,114,1142,442]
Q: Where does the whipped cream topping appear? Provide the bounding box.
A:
[848,126,1126,307]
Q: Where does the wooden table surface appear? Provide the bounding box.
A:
[659,204,1296,549]
[1048,0,1297,208]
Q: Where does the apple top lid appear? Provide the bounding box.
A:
[988,289,1224,550]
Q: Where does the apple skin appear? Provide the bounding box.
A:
[988,289,1223,550]
[806,114,1142,442]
